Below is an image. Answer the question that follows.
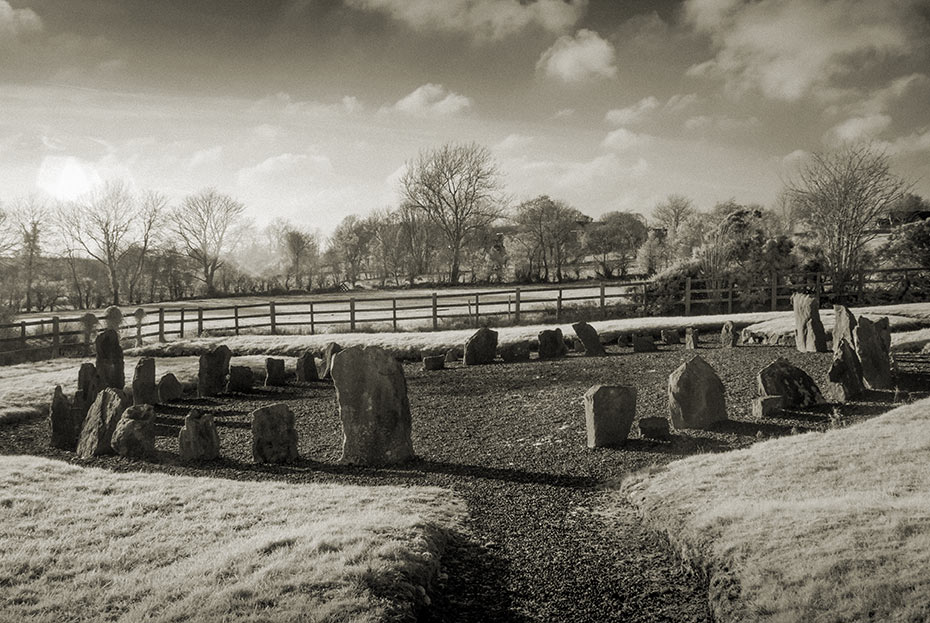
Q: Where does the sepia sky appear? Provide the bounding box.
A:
[1,0,929,234]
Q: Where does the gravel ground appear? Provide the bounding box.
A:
[3,342,928,622]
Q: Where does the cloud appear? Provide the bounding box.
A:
[383,83,472,117]
[684,115,761,132]
[186,146,223,170]
[0,1,42,43]
[601,128,652,152]
[536,29,617,82]
[825,114,892,144]
[237,152,335,188]
[846,73,930,116]
[664,93,699,113]
[553,108,575,118]
[683,0,926,101]
[493,133,534,154]
[343,0,586,41]
[605,96,659,126]
[878,129,930,155]
[254,92,363,116]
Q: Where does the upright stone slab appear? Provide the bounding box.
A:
[49,385,80,450]
[103,305,123,332]
[584,385,636,448]
[572,322,606,356]
[264,358,287,386]
[111,404,156,460]
[756,357,824,408]
[74,362,101,422]
[318,342,343,379]
[720,321,738,348]
[499,342,531,363]
[637,417,671,440]
[632,334,657,352]
[178,410,220,461]
[445,347,463,363]
[854,317,893,390]
[792,293,828,352]
[422,355,445,371]
[226,365,254,393]
[668,356,727,430]
[158,373,183,402]
[76,388,129,458]
[537,329,568,360]
[876,317,892,354]
[198,344,231,397]
[251,403,299,464]
[752,395,784,418]
[827,338,865,402]
[295,351,319,382]
[685,327,698,349]
[833,305,857,353]
[132,357,159,406]
[661,329,680,345]
[331,346,414,466]
[94,329,124,389]
[464,328,498,365]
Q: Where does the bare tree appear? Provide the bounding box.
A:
[126,191,166,303]
[396,203,438,284]
[514,196,589,282]
[9,196,49,312]
[328,214,373,285]
[282,227,319,289]
[401,142,505,284]
[788,143,908,291]
[174,188,246,296]
[584,211,648,278]
[653,194,695,237]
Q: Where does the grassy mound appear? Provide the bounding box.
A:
[620,397,930,622]
[0,456,463,622]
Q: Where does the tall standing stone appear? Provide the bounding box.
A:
[756,358,824,408]
[827,338,865,402]
[132,357,159,406]
[226,365,254,393]
[157,373,183,402]
[537,328,568,359]
[251,403,299,464]
[720,321,738,348]
[49,385,80,450]
[111,405,157,460]
[792,293,828,352]
[76,388,129,458]
[318,342,343,379]
[94,329,124,389]
[464,327,498,365]
[668,356,727,430]
[685,327,698,349]
[572,322,606,356]
[854,316,893,390]
[584,385,636,448]
[178,410,220,461]
[197,344,231,397]
[264,358,287,386]
[331,346,415,465]
[295,351,319,382]
[832,305,857,353]
[73,362,100,422]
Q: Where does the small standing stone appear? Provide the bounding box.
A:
[295,351,319,382]
[131,357,159,406]
[632,334,657,352]
[111,404,156,460]
[584,385,636,448]
[422,355,445,371]
[318,342,343,379]
[251,403,299,464]
[637,417,671,440]
[499,342,531,363]
[178,410,220,461]
[854,316,893,390]
[752,395,784,418]
[720,321,738,348]
[827,338,865,401]
[537,329,568,359]
[661,329,680,345]
[464,328,498,365]
[74,363,100,422]
[668,356,727,430]
[757,358,824,408]
[572,322,606,356]
[573,339,586,354]
[331,346,415,465]
[685,327,698,349]
[157,373,183,402]
[103,306,123,332]
[198,344,231,397]
[76,388,129,458]
[264,358,287,386]
[94,329,125,389]
[445,347,464,363]
[226,365,254,393]
[792,293,828,352]
[49,385,80,450]
[832,305,857,353]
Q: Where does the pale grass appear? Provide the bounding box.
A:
[891,327,930,352]
[619,397,930,622]
[0,455,464,623]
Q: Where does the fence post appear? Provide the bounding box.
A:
[179,309,185,338]
[269,301,277,335]
[514,287,521,324]
[309,302,315,335]
[20,320,26,349]
[770,271,778,311]
[51,316,60,358]
[349,298,356,332]
[684,277,692,316]
[474,294,480,327]
[197,307,203,337]
[392,298,398,332]
[600,283,606,318]
[234,306,240,336]
[556,288,563,321]
[158,308,166,342]
[432,293,438,330]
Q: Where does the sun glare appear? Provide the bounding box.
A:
[35,156,100,201]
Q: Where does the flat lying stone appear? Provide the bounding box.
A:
[422,355,445,371]
[637,417,671,440]
[499,342,531,363]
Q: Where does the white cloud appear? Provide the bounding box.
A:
[605,96,659,126]
[0,1,42,42]
[825,114,892,144]
[255,92,363,116]
[664,93,699,113]
[536,29,617,82]
[186,146,223,170]
[684,115,760,132]
[683,0,925,101]
[848,73,930,116]
[879,129,930,155]
[601,128,652,152]
[237,152,335,188]
[493,133,534,155]
[553,108,575,118]
[343,0,586,41]
[384,83,472,117]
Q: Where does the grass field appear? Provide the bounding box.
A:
[0,455,463,623]
[619,396,930,622]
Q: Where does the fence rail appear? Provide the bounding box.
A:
[1,267,924,363]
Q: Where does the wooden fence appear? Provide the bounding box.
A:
[0,267,923,363]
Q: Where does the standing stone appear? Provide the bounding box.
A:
[49,386,80,450]
[178,410,220,461]
[445,347,464,363]
[157,373,183,402]
[103,306,123,332]
[197,344,231,397]
[251,403,299,464]
[422,355,445,371]
[331,346,415,465]
[584,385,636,448]
[295,351,319,382]
[499,342,531,363]
[131,357,159,406]
[572,322,606,356]
[792,293,828,352]
[111,405,156,461]
[661,329,680,345]
[573,339,586,354]
[73,362,101,422]
[752,395,784,418]
[876,317,892,353]
[226,365,254,393]
[832,305,857,353]
[632,334,658,352]
[76,388,129,458]
[318,342,343,379]
[756,358,824,408]
[637,417,671,441]
[854,317,893,390]
[668,356,727,430]
[537,329,568,360]
[827,338,865,402]
[720,321,738,348]
[94,329,124,389]
[685,327,698,350]
[133,308,147,348]
[264,358,287,386]
[464,328,498,365]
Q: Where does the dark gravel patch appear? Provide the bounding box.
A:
[3,344,928,622]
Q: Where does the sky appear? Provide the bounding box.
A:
[1,0,929,235]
